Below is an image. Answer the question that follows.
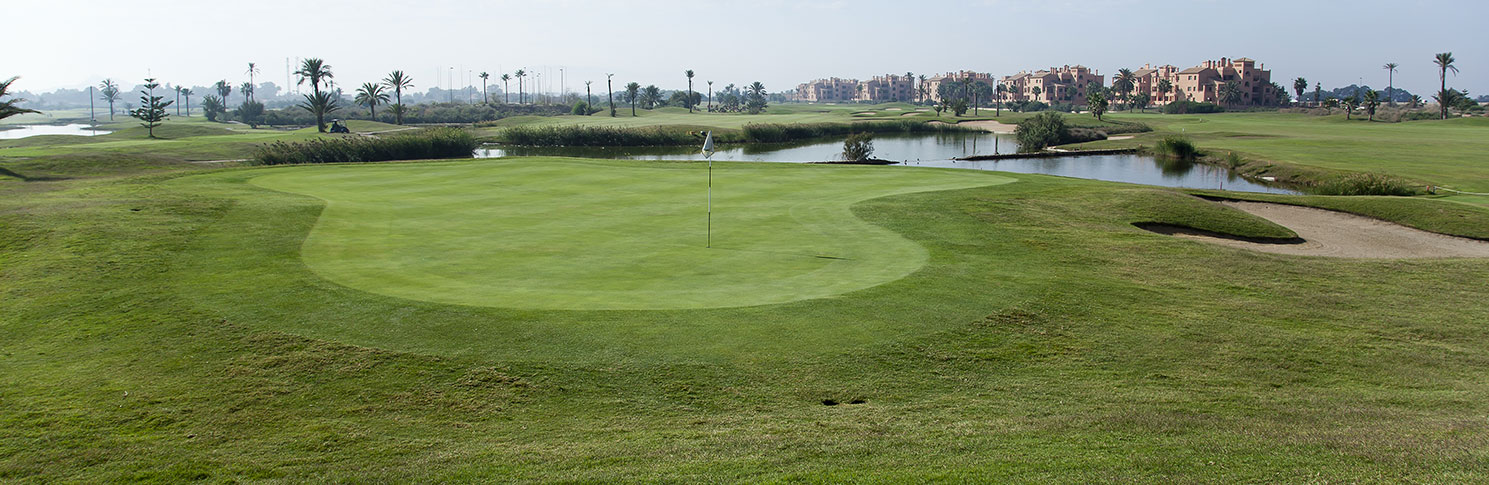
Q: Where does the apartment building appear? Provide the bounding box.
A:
[1131,57,1278,107]
[793,74,916,102]
[922,71,998,103]
[999,65,1104,104]
[793,77,861,102]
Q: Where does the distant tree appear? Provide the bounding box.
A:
[181,88,193,117]
[1086,90,1108,121]
[1217,81,1243,107]
[515,69,526,104]
[236,100,265,128]
[239,82,254,104]
[685,69,696,112]
[244,62,260,101]
[607,73,616,117]
[624,82,640,116]
[173,85,183,116]
[294,58,335,132]
[1409,94,1422,108]
[841,132,874,161]
[201,94,225,121]
[1157,78,1173,105]
[1133,92,1151,113]
[99,79,121,120]
[1269,82,1289,106]
[500,73,511,104]
[950,98,969,116]
[129,78,173,138]
[1382,63,1398,106]
[584,80,593,115]
[1342,93,1359,120]
[355,82,389,121]
[1314,82,1321,105]
[917,74,928,104]
[479,71,489,105]
[706,80,714,111]
[1293,77,1308,106]
[214,80,232,107]
[1114,68,1136,110]
[382,70,414,125]
[640,85,661,109]
[1434,52,1458,119]
[1362,89,1380,121]
[994,83,1006,116]
[972,81,993,116]
[1432,89,1466,116]
[746,81,767,114]
[1030,85,1041,101]
[0,77,40,122]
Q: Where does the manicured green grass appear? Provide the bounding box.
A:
[1081,112,1489,203]
[243,159,1011,310]
[6,156,1489,481]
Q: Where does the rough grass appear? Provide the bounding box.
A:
[6,159,1489,481]
[251,127,477,165]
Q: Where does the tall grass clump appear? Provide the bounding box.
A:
[740,120,973,143]
[1153,135,1198,160]
[1014,112,1067,152]
[253,127,477,165]
[498,125,696,146]
[1313,172,1419,196]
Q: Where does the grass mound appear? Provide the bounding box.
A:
[1119,189,1297,240]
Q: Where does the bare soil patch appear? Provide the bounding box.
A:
[1155,200,1489,258]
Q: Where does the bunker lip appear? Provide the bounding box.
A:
[1143,200,1489,259]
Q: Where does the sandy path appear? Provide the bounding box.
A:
[1161,200,1489,259]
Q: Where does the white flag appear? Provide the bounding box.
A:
[701,131,714,159]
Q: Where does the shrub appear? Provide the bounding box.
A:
[251,127,478,165]
[1014,112,1067,152]
[841,133,874,161]
[1153,135,1198,160]
[1314,172,1419,196]
[1225,151,1244,168]
[497,125,695,146]
[1162,100,1224,114]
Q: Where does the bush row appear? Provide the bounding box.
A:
[494,120,978,147]
[252,127,478,165]
[738,120,974,143]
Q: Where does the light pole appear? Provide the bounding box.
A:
[448,67,454,103]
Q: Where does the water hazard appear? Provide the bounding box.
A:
[474,132,1297,194]
[0,124,112,139]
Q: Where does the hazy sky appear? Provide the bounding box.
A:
[10,0,1485,96]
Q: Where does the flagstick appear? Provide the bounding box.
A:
[707,158,712,248]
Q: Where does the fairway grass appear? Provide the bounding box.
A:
[244,159,1012,310]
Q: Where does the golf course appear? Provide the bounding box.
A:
[5,105,1489,481]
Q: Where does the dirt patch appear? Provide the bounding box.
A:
[885,108,903,111]
[1107,135,1135,140]
[1155,200,1489,258]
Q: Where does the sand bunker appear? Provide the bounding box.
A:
[929,120,1016,134]
[1156,200,1489,259]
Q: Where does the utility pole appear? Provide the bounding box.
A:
[89,86,95,123]
[448,67,454,103]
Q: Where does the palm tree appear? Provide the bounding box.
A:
[174,85,183,116]
[1293,77,1307,106]
[499,74,511,104]
[641,85,661,109]
[904,72,914,102]
[294,58,335,132]
[606,74,616,117]
[1381,63,1398,107]
[515,69,526,104]
[1115,68,1136,110]
[584,80,593,113]
[994,83,1006,116]
[382,70,414,125]
[181,88,193,117]
[99,79,121,121]
[214,80,232,109]
[1157,78,1173,105]
[239,82,254,104]
[0,77,40,122]
[354,82,389,121]
[245,62,259,101]
[917,74,928,104]
[685,69,695,113]
[1314,82,1321,105]
[479,72,490,105]
[1434,52,1457,119]
[707,80,714,111]
[625,82,640,116]
[1362,89,1380,121]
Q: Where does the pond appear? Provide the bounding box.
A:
[475,132,1298,194]
[0,124,112,139]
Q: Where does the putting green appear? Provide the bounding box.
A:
[249,159,1012,310]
